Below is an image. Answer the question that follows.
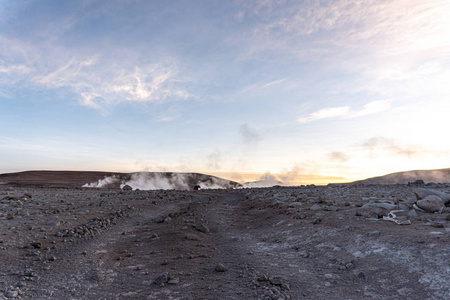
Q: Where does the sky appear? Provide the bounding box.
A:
[0,0,449,184]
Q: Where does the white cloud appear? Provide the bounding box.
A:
[360,136,450,158]
[0,33,191,110]
[156,114,180,122]
[297,100,390,123]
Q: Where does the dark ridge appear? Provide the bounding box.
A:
[0,170,242,189]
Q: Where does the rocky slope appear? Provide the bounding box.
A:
[351,168,450,185]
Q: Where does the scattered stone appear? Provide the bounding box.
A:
[154,273,169,286]
[312,218,322,224]
[369,230,380,237]
[356,207,388,218]
[31,242,42,249]
[269,276,285,286]
[195,223,210,234]
[167,277,180,285]
[416,196,445,213]
[310,204,322,211]
[357,272,367,281]
[185,234,200,241]
[215,263,228,272]
[431,222,444,228]
[4,291,18,298]
[325,205,338,212]
[407,209,418,218]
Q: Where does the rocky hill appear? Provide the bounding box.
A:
[350,168,450,185]
[0,170,241,190]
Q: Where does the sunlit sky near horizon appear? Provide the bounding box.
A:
[1,0,449,184]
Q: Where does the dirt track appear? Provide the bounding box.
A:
[0,185,449,299]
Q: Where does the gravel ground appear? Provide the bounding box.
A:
[0,184,449,299]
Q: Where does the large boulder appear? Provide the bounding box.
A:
[414,188,450,205]
[416,195,445,213]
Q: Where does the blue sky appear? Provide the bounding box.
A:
[1,0,449,183]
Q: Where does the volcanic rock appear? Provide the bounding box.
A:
[416,195,445,213]
[215,263,228,272]
[414,188,450,205]
[122,185,133,191]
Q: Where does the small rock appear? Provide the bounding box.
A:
[356,207,388,218]
[48,256,56,261]
[31,242,42,249]
[185,234,200,241]
[310,204,321,211]
[195,223,210,234]
[168,277,180,285]
[431,222,444,228]
[154,273,169,286]
[357,272,367,281]
[269,276,285,286]
[325,205,337,212]
[312,218,322,224]
[215,263,228,272]
[407,210,418,218]
[4,291,18,298]
[369,230,380,237]
[256,274,269,282]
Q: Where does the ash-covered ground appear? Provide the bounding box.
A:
[0,184,449,299]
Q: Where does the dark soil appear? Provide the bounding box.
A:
[0,183,449,299]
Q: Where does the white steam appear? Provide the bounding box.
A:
[82,172,239,190]
[243,172,286,188]
[82,175,120,188]
[120,173,190,190]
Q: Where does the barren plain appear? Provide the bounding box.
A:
[0,176,449,299]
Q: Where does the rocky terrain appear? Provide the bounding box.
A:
[350,168,450,185]
[0,175,449,299]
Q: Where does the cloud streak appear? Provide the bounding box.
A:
[297,100,390,123]
[360,137,450,158]
[0,35,191,111]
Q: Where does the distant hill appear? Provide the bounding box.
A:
[0,170,242,190]
[350,168,450,185]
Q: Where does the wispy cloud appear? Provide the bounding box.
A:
[360,137,450,158]
[328,151,349,162]
[156,114,181,123]
[240,78,288,94]
[297,100,390,123]
[0,33,191,111]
